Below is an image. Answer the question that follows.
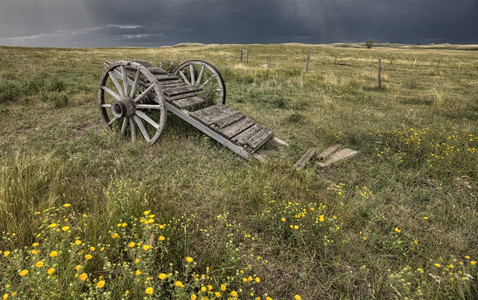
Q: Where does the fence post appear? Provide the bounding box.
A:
[389,56,394,67]
[368,55,372,67]
[378,58,382,89]
[334,53,338,65]
[240,50,243,62]
[268,52,271,69]
[458,60,462,69]
[323,51,327,64]
[246,50,248,63]
[413,57,417,67]
[306,52,310,72]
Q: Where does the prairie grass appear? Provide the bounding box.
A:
[0,44,477,299]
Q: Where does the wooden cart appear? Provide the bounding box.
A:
[98,60,276,159]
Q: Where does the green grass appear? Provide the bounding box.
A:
[0,44,477,299]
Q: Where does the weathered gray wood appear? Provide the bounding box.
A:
[232,124,262,146]
[317,144,342,160]
[378,58,382,88]
[165,103,251,159]
[293,148,316,169]
[217,117,255,139]
[172,96,205,109]
[155,74,181,81]
[317,148,358,167]
[245,128,274,152]
[147,67,167,75]
[306,52,310,73]
[212,111,244,129]
[271,137,289,147]
[165,91,201,102]
[133,115,150,143]
[164,85,202,97]
[190,104,238,126]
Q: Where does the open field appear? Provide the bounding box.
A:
[0,43,477,299]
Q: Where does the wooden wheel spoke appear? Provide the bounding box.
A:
[129,117,136,142]
[121,117,128,135]
[101,103,111,108]
[136,110,160,129]
[130,70,141,98]
[178,70,191,85]
[108,71,125,98]
[136,104,161,110]
[196,65,205,87]
[134,84,155,102]
[102,86,121,101]
[189,64,195,86]
[133,115,151,142]
[121,65,129,97]
[107,117,118,126]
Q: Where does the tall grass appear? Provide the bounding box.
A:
[0,44,477,299]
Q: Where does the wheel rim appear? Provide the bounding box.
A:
[174,60,226,105]
[98,61,167,144]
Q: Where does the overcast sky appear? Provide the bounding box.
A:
[1,0,477,47]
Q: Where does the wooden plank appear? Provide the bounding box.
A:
[172,96,205,109]
[212,111,245,129]
[163,85,202,97]
[293,148,316,169]
[216,117,255,139]
[155,74,181,81]
[166,92,201,102]
[317,148,358,167]
[317,144,342,160]
[190,104,238,126]
[232,124,262,146]
[164,103,251,159]
[245,128,274,152]
[271,137,289,148]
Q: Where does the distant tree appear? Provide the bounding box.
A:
[365,39,374,49]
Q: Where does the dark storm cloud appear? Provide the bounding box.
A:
[0,0,477,47]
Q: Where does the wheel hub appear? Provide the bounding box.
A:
[111,99,135,118]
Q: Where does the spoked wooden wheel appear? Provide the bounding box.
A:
[174,60,226,105]
[98,61,166,144]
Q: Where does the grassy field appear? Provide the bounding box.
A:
[0,43,477,299]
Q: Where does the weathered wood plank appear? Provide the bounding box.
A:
[232,124,262,146]
[172,96,205,109]
[190,104,238,126]
[245,128,274,152]
[165,102,251,159]
[155,74,181,81]
[163,85,202,97]
[293,148,316,169]
[317,144,342,160]
[317,148,358,167]
[212,111,245,129]
[216,117,255,139]
[165,91,202,102]
[271,137,289,148]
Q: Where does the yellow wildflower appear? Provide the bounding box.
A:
[186,256,194,263]
[281,217,286,222]
[190,295,197,300]
[145,287,153,295]
[142,245,150,251]
[471,261,476,266]
[3,251,10,257]
[158,273,167,280]
[48,268,55,275]
[32,242,39,247]
[62,203,71,207]
[3,293,9,300]
[434,263,441,268]
[79,273,87,281]
[174,281,185,288]
[128,242,136,248]
[201,286,207,292]
[90,246,95,251]
[32,249,40,255]
[159,236,165,241]
[48,223,57,228]
[19,269,29,276]
[35,261,44,268]
[255,277,260,283]
[135,270,141,276]
[49,250,58,257]
[111,232,119,239]
[215,292,221,297]
[319,215,325,222]
[230,291,238,297]
[395,227,401,233]
[143,210,150,215]
[294,295,302,300]
[84,254,93,260]
[96,280,105,288]
[220,284,226,291]
[74,240,82,245]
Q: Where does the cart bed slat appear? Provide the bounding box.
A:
[172,96,206,109]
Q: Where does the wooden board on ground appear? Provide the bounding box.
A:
[245,128,274,152]
[317,144,342,160]
[293,148,316,169]
[317,148,358,167]
[172,96,205,109]
[216,117,255,139]
[191,104,239,127]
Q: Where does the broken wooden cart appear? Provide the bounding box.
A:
[98,60,276,159]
